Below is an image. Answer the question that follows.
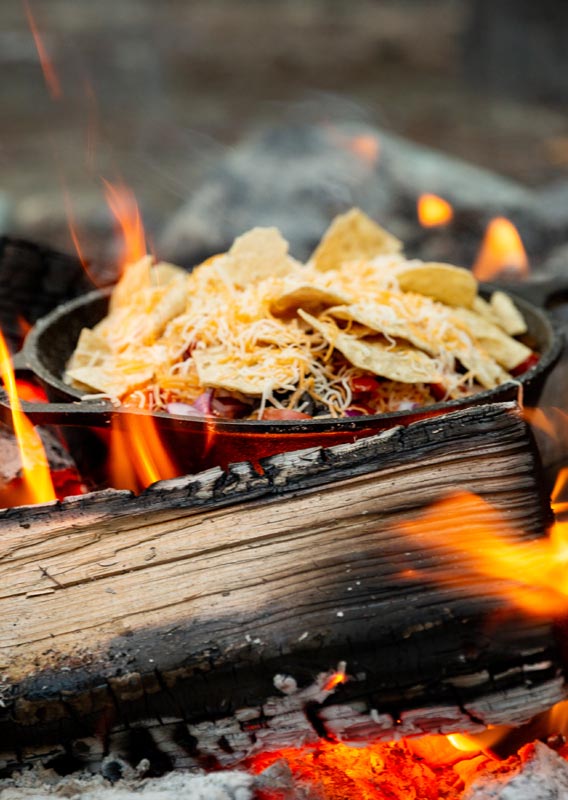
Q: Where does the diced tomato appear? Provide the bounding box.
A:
[510,353,540,377]
[260,408,312,420]
[350,375,381,395]
[430,383,447,402]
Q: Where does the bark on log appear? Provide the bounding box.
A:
[0,403,564,775]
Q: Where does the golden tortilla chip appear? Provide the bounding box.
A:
[192,347,298,395]
[394,262,477,308]
[145,277,187,343]
[453,347,510,390]
[110,255,153,312]
[472,296,499,324]
[66,328,110,373]
[489,291,528,336]
[151,262,187,286]
[65,363,154,398]
[222,227,293,286]
[298,310,442,384]
[326,302,436,356]
[270,285,351,317]
[452,308,531,370]
[311,208,402,272]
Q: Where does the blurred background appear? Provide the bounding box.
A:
[2,0,568,269]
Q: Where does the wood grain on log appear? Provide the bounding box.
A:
[0,403,564,773]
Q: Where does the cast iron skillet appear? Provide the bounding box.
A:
[2,281,565,475]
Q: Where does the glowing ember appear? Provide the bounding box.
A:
[447,733,482,754]
[250,738,481,799]
[473,217,529,281]
[0,330,55,505]
[23,0,62,100]
[103,179,147,270]
[417,193,454,227]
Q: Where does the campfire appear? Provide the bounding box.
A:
[1,191,568,800]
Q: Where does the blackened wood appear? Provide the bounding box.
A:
[0,403,563,773]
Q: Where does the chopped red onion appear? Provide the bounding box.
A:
[166,390,212,417]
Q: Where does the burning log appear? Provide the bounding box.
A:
[0,402,564,776]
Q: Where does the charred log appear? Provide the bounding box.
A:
[0,403,564,773]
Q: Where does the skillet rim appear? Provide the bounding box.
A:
[21,283,564,435]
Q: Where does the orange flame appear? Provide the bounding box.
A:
[417,194,454,227]
[63,188,100,287]
[323,669,347,692]
[473,218,529,281]
[100,183,181,493]
[107,413,178,493]
[103,180,147,270]
[398,488,568,618]
[0,330,55,506]
[23,0,62,100]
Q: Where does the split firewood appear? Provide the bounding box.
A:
[0,402,564,776]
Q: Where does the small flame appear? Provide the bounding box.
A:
[417,194,454,227]
[107,412,179,493]
[23,0,62,100]
[103,180,147,271]
[0,330,55,506]
[63,188,100,287]
[323,669,347,692]
[473,218,529,281]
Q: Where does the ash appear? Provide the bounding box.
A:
[464,741,568,800]
[4,742,568,800]
[0,766,255,800]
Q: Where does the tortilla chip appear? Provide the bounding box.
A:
[472,296,499,324]
[110,255,153,312]
[490,291,528,336]
[151,262,187,286]
[311,208,402,272]
[270,286,351,317]
[298,310,442,384]
[145,277,187,342]
[454,348,510,390]
[222,227,293,286]
[193,348,298,395]
[326,302,436,356]
[452,308,532,370]
[66,328,110,373]
[65,363,154,398]
[394,262,477,308]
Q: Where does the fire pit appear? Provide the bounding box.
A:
[1,233,568,799]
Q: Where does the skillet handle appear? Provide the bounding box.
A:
[10,350,28,372]
[496,276,568,309]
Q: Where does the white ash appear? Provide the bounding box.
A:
[464,741,568,800]
[0,765,255,800]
